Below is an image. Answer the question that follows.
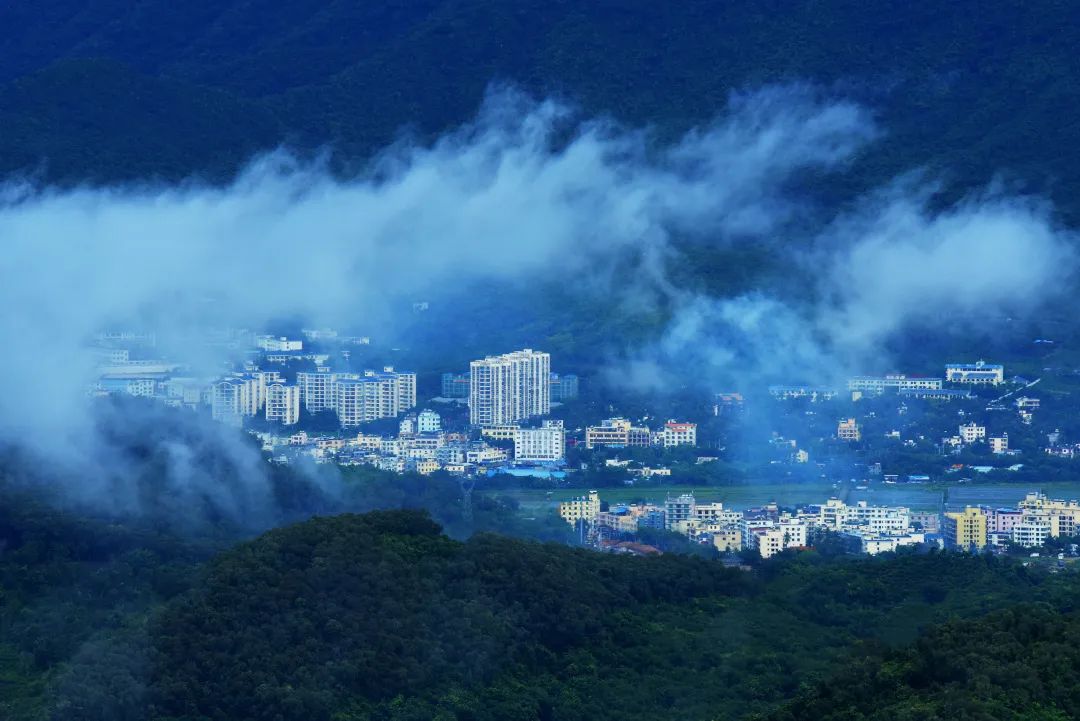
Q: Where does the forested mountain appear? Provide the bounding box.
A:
[52,510,1080,721]
[2,0,1080,223]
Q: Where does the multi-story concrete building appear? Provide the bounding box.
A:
[946,361,1004,385]
[585,418,652,449]
[1018,492,1080,538]
[265,383,300,425]
[417,409,441,433]
[816,499,910,535]
[847,375,944,394]
[440,372,470,399]
[559,490,601,525]
[469,349,550,426]
[297,369,342,412]
[768,385,837,401]
[480,424,519,441]
[859,532,925,555]
[257,336,303,352]
[989,434,1009,454]
[513,420,566,463]
[211,376,259,426]
[1011,514,1052,548]
[943,506,988,550]
[837,418,861,442]
[549,373,580,402]
[333,367,417,427]
[712,527,742,553]
[745,518,808,559]
[665,494,696,530]
[657,421,697,447]
[959,422,986,443]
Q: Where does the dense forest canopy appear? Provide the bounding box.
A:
[0,0,1078,226]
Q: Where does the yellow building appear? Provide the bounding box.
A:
[943,506,987,550]
[585,418,651,449]
[1018,492,1080,537]
[712,527,742,553]
[415,459,440,475]
[559,490,601,525]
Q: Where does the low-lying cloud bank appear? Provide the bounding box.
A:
[0,83,1074,518]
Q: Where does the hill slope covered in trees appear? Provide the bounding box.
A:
[1,0,1079,225]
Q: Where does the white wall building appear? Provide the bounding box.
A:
[513,420,565,463]
[657,421,697,447]
[946,361,1004,385]
[959,422,987,444]
[265,383,300,425]
[847,375,944,394]
[417,409,441,433]
[299,368,416,426]
[469,349,550,426]
[257,336,303,352]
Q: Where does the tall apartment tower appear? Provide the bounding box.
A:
[469,348,550,426]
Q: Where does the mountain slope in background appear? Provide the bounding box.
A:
[1,0,1079,224]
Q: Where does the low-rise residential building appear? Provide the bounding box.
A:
[257,336,303,352]
[858,532,925,555]
[712,527,742,552]
[657,421,697,447]
[989,434,1009,454]
[959,422,986,443]
[837,418,861,442]
[481,424,519,441]
[585,418,651,449]
[417,409,441,433]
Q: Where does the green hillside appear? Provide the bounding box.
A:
[1,0,1079,225]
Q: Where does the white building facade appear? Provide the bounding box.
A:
[469,349,550,426]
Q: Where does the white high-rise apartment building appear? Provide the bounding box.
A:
[333,367,417,427]
[469,348,550,426]
[265,383,300,425]
[211,377,255,426]
[513,420,565,462]
[297,369,345,412]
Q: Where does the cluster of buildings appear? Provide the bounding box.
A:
[942,421,1012,455]
[943,492,1080,550]
[583,418,698,449]
[256,409,568,476]
[209,366,417,427]
[558,493,927,558]
[773,361,1005,404]
[562,488,1080,558]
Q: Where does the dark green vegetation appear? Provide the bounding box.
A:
[2,0,1080,223]
[6,484,1080,720]
[765,605,1080,721]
